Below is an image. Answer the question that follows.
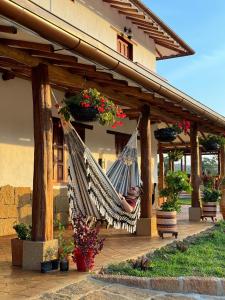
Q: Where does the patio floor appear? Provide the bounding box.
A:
[0,206,219,300]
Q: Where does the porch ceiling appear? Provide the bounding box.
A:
[0,20,224,139]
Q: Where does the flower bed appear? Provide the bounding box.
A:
[104,221,225,278]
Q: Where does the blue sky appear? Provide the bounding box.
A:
[143,0,225,116]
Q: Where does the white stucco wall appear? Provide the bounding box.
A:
[0,78,158,187]
[30,0,156,71]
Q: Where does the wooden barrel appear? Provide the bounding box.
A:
[202,202,217,218]
[220,190,225,220]
[156,210,177,237]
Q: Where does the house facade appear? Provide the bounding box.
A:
[0,0,224,238]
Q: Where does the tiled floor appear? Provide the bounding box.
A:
[0,207,218,300]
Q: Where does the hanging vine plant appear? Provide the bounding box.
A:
[168,149,184,162]
[59,88,126,128]
[199,135,225,151]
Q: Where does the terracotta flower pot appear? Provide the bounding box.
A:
[11,238,23,266]
[73,248,94,272]
[220,190,225,220]
[156,210,178,239]
[202,202,217,222]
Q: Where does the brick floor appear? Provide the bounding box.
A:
[0,207,219,300]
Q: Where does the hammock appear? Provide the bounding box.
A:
[63,122,141,233]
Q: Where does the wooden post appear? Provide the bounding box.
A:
[218,151,221,176]
[189,122,201,221]
[140,105,152,218]
[158,146,164,207]
[220,145,225,177]
[199,149,203,177]
[184,154,187,172]
[31,63,53,241]
[136,105,157,236]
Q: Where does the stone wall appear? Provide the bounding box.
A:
[0,185,69,236]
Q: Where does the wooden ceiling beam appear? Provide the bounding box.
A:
[110,5,138,12]
[156,40,186,54]
[27,49,78,63]
[0,25,17,34]
[120,11,146,19]
[0,38,54,52]
[103,0,132,6]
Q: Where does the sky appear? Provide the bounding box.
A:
[142,0,225,116]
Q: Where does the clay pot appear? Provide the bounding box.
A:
[73,248,94,272]
[11,238,23,266]
[156,210,178,239]
[202,202,217,219]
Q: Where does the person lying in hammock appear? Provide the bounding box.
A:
[119,186,140,213]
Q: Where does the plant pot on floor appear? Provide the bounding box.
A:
[11,238,23,266]
[74,248,94,272]
[154,128,177,143]
[67,104,98,122]
[41,261,52,273]
[51,259,59,270]
[60,259,69,272]
[202,202,217,222]
[156,210,178,239]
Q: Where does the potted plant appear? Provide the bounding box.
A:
[56,221,74,272]
[202,188,221,222]
[200,135,225,151]
[157,171,192,238]
[11,223,31,266]
[41,247,58,273]
[154,120,190,143]
[59,88,126,128]
[168,149,184,162]
[72,215,104,272]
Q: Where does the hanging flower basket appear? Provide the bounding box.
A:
[200,135,225,152]
[168,149,184,162]
[154,127,177,142]
[59,88,126,128]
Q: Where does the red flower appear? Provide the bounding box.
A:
[83,94,90,99]
[98,107,105,113]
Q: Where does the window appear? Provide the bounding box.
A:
[52,118,87,183]
[117,35,133,60]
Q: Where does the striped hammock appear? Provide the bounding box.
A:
[63,122,141,233]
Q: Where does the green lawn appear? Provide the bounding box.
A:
[177,198,191,205]
[106,221,225,278]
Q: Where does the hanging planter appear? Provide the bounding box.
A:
[154,127,177,142]
[59,88,126,128]
[168,149,184,162]
[200,135,225,152]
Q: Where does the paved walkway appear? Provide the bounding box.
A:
[0,207,219,299]
[35,278,225,300]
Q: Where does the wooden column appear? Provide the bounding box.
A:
[139,105,152,218]
[158,146,164,207]
[190,123,201,207]
[220,145,225,177]
[184,154,187,172]
[199,149,203,177]
[31,63,53,241]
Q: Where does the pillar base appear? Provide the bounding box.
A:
[189,207,202,222]
[136,217,158,237]
[22,239,58,271]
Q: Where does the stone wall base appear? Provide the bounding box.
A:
[136,216,158,237]
[22,239,58,271]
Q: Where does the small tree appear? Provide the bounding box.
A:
[160,171,192,212]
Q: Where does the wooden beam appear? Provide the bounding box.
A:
[0,25,17,34]
[0,38,54,52]
[158,146,164,207]
[220,145,225,177]
[190,122,201,208]
[103,0,132,6]
[31,64,53,241]
[139,104,152,218]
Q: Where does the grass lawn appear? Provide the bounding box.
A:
[177,197,191,205]
[106,221,225,278]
